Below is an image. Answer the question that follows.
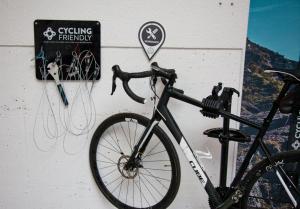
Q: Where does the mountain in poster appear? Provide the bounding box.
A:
[237,38,298,168]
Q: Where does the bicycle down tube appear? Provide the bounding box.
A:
[135,80,299,209]
[135,84,224,206]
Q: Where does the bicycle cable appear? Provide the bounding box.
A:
[33,48,100,154]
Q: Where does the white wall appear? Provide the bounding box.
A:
[0,0,249,208]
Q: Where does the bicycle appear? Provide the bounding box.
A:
[89,62,300,209]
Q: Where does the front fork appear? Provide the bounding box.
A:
[124,116,160,170]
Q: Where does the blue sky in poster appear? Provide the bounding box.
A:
[248,0,300,61]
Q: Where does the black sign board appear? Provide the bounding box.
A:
[34,20,101,80]
[138,21,165,61]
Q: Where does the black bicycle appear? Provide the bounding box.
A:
[89,62,300,209]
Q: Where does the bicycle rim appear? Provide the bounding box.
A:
[90,113,180,209]
[241,151,300,209]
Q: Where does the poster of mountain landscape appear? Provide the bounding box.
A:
[237,0,300,208]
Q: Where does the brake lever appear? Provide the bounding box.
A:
[111,73,117,95]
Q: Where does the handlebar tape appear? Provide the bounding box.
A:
[123,81,146,104]
[151,62,176,79]
[112,65,153,79]
[112,65,152,104]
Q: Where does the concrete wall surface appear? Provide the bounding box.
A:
[0,0,249,208]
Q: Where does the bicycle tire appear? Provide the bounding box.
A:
[89,113,181,209]
[241,150,300,209]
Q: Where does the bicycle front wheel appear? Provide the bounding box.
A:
[89,113,181,209]
[241,150,300,209]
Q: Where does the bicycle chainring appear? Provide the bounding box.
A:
[208,187,241,209]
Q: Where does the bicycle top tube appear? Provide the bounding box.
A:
[110,62,299,131]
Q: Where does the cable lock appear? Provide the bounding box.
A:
[200,95,221,118]
[200,83,240,119]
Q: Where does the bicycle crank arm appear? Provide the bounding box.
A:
[216,189,243,209]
